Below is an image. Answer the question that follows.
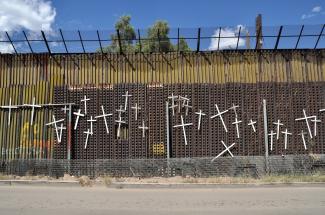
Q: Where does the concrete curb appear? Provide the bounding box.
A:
[0,180,80,187]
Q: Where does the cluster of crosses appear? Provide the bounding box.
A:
[1,93,325,160]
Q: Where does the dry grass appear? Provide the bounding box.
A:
[78,176,92,187]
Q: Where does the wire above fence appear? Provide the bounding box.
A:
[0,24,324,55]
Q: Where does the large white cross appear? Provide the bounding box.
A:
[131,103,141,121]
[81,95,90,115]
[211,141,236,162]
[195,109,206,130]
[229,103,239,117]
[168,93,178,116]
[210,104,228,132]
[311,116,321,137]
[232,118,242,138]
[273,119,283,140]
[73,109,84,130]
[87,116,96,134]
[84,129,92,149]
[115,116,126,138]
[122,91,132,110]
[281,129,292,150]
[95,105,112,134]
[23,97,42,125]
[268,130,276,151]
[0,98,18,125]
[248,119,257,133]
[173,115,193,145]
[116,105,126,118]
[295,109,315,139]
[298,130,308,150]
[138,120,149,138]
[46,115,65,143]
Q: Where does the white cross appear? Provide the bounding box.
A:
[23,97,42,125]
[195,109,206,130]
[183,100,192,116]
[211,141,236,162]
[116,105,126,118]
[295,109,315,139]
[232,118,242,138]
[179,95,189,113]
[46,115,65,143]
[298,130,308,150]
[210,104,228,132]
[115,116,126,138]
[84,129,92,149]
[311,116,321,137]
[248,119,257,133]
[122,91,132,110]
[73,109,84,130]
[138,120,149,138]
[320,108,325,112]
[131,103,141,121]
[95,105,112,134]
[87,116,96,134]
[61,105,70,114]
[229,103,239,117]
[0,98,18,125]
[268,130,276,151]
[57,123,66,143]
[281,129,292,150]
[173,115,193,145]
[168,93,178,116]
[273,120,284,140]
[81,95,90,115]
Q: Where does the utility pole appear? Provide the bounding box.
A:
[256,14,263,49]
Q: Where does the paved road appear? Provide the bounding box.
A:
[0,185,325,215]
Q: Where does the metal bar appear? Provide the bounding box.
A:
[217,27,221,50]
[22,31,34,53]
[274,26,283,50]
[196,28,201,52]
[157,29,161,52]
[236,26,242,50]
[78,30,86,53]
[314,24,325,49]
[97,30,103,53]
[137,29,142,52]
[263,99,269,173]
[166,101,170,175]
[67,104,72,160]
[41,31,52,54]
[255,26,261,50]
[117,29,123,53]
[59,29,69,53]
[295,25,304,49]
[177,28,180,52]
[5,32,17,54]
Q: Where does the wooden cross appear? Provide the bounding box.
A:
[232,118,242,138]
[168,93,178,116]
[138,120,149,138]
[84,129,92,149]
[87,116,96,134]
[229,103,239,117]
[195,109,206,130]
[116,105,126,118]
[115,116,126,138]
[73,109,84,130]
[183,100,192,116]
[268,130,276,151]
[210,104,229,132]
[95,105,112,134]
[281,129,292,150]
[0,98,18,125]
[273,119,283,140]
[295,109,315,139]
[311,116,321,137]
[46,115,65,143]
[248,119,257,133]
[298,130,308,150]
[23,97,42,125]
[173,115,193,145]
[131,103,141,121]
[211,141,236,162]
[81,95,90,115]
[57,123,66,143]
[122,91,132,110]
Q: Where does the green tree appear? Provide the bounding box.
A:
[178,37,191,52]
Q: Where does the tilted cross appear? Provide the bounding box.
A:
[268,130,276,151]
[0,98,18,125]
[229,103,239,117]
[81,95,90,115]
[115,116,126,138]
[281,129,292,150]
[116,105,126,118]
[84,129,92,149]
[195,109,206,130]
[131,103,141,121]
[57,123,66,143]
[173,115,193,145]
[248,119,257,133]
[122,91,132,110]
[232,117,242,138]
[295,109,315,139]
[138,120,149,138]
[23,97,42,125]
[73,109,84,130]
[87,116,97,134]
[95,105,113,134]
[210,104,229,132]
[273,119,283,140]
[46,115,65,143]
[211,141,236,162]
[298,130,308,150]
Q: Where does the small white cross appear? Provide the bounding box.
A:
[232,118,242,138]
[138,120,149,138]
[23,97,42,125]
[268,130,276,151]
[84,129,92,149]
[295,109,315,139]
[57,123,66,143]
[173,115,193,145]
[122,91,132,110]
[211,141,236,162]
[273,119,284,140]
[195,109,206,130]
[95,105,112,134]
[311,116,321,137]
[87,116,97,134]
[210,104,228,132]
[116,105,126,118]
[0,98,18,125]
[61,105,70,114]
[248,119,257,133]
[168,93,178,116]
[183,100,192,116]
[73,109,85,130]
[81,95,90,115]
[131,103,141,121]
[46,115,65,143]
[229,103,239,117]
[115,116,126,138]
[281,129,292,150]
[298,130,308,150]
[179,95,189,113]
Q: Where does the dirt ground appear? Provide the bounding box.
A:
[0,185,324,215]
